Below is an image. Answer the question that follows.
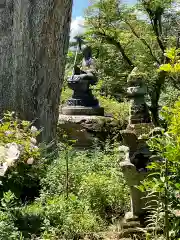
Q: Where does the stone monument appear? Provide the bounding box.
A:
[61,63,104,116]
[59,45,117,148]
[127,67,151,125]
[119,68,155,236]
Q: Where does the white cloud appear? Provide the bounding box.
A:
[70,16,86,42]
[172,2,180,12]
[133,9,148,21]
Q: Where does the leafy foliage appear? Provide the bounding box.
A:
[68,0,180,125]
[13,145,129,239]
[0,112,42,201]
[0,191,23,239]
[140,100,180,239]
[0,119,130,240]
[159,48,180,91]
[41,145,129,217]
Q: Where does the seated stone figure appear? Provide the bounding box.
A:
[67,65,99,107]
[62,44,104,116]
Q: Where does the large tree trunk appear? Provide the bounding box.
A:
[0,0,72,143]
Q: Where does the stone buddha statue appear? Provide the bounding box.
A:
[67,65,98,107]
[62,45,104,116]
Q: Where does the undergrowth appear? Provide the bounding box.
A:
[0,113,130,240]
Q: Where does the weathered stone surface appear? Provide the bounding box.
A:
[62,106,104,116]
[119,73,155,225]
[126,123,154,138]
[67,68,99,107]
[127,68,151,124]
[58,114,123,148]
[120,158,147,218]
[0,0,5,8]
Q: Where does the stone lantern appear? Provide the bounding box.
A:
[127,67,151,124]
[119,68,156,237]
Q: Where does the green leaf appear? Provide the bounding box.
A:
[158,63,172,72]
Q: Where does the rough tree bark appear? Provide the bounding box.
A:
[0,0,72,143]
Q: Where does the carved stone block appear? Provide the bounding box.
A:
[0,0,5,8]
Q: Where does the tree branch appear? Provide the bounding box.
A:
[153,17,165,53]
[96,31,134,68]
[125,21,160,64]
[176,32,180,49]
[141,0,165,54]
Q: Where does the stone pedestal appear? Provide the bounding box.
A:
[62,106,104,116]
[120,160,147,220]
[119,158,161,238]
[58,114,117,148]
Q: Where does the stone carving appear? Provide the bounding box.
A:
[67,66,98,107]
[127,67,151,124]
[120,130,151,172]
[62,45,104,116]
[119,145,148,222]
[119,127,164,226]
[119,69,155,225]
[119,135,150,222]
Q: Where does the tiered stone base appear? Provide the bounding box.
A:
[62,106,104,116]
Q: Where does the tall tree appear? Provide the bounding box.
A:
[0,0,72,143]
[85,0,180,125]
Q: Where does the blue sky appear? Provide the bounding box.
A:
[72,0,89,18]
[72,0,136,18]
[71,0,137,41]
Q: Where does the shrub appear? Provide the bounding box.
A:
[79,172,128,220]
[0,211,23,240]
[159,86,180,108]
[18,194,103,239]
[0,112,41,201]
[0,191,23,239]
[98,95,129,125]
[140,100,180,239]
[0,112,130,239]
[41,145,129,220]
[16,144,129,239]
